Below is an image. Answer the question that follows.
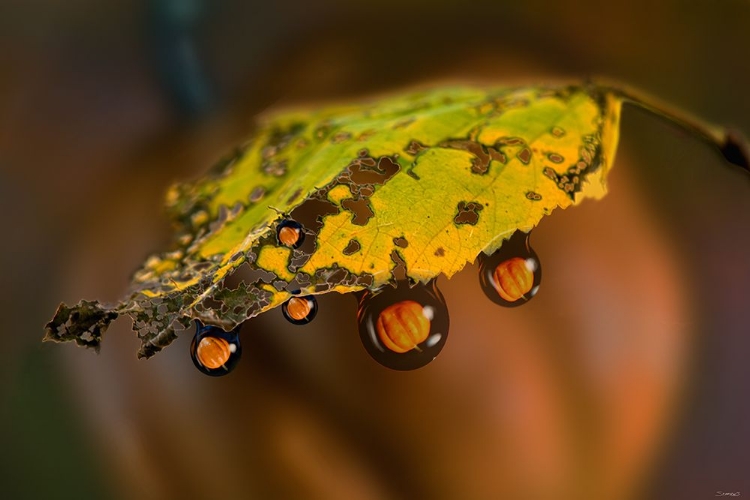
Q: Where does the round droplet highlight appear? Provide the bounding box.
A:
[276,220,305,248]
[190,321,242,376]
[357,280,449,370]
[282,295,318,325]
[479,230,542,307]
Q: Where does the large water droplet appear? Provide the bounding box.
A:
[282,295,318,325]
[357,280,449,370]
[479,230,541,307]
[190,321,242,376]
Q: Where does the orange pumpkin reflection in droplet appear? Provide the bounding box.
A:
[196,336,231,369]
[278,226,300,247]
[376,300,431,353]
[492,257,535,302]
[286,297,312,321]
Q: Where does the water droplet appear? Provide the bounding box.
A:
[282,295,318,325]
[276,220,305,248]
[190,321,242,376]
[479,230,542,307]
[357,280,449,370]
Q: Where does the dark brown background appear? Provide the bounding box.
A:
[1,1,749,499]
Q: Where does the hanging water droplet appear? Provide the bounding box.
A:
[357,280,449,370]
[190,321,242,376]
[282,295,318,325]
[479,230,541,307]
[276,219,305,248]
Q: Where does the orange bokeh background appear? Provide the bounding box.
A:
[2,1,749,499]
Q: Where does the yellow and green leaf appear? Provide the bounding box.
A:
[43,82,748,358]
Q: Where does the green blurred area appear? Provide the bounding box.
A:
[1,349,108,499]
[1,1,749,499]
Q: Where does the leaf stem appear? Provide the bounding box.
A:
[606,84,750,174]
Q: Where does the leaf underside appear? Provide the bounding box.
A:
[46,83,624,357]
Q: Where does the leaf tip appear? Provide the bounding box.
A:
[43,300,118,352]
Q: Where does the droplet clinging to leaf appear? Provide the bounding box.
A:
[357,280,450,370]
[282,295,318,325]
[479,230,542,307]
[276,219,305,248]
[190,321,242,377]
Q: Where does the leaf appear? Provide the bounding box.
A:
[44,82,749,357]
[44,301,118,352]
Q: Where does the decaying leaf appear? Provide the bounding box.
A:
[44,82,749,358]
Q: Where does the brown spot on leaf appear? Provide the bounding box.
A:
[543,167,559,181]
[439,139,507,175]
[393,237,408,248]
[406,166,421,181]
[343,239,361,255]
[331,131,352,143]
[312,265,374,293]
[405,140,427,155]
[434,247,445,257]
[262,146,277,159]
[348,156,400,185]
[325,267,349,285]
[551,127,566,137]
[548,153,564,164]
[498,137,525,146]
[249,186,266,203]
[288,197,340,271]
[526,191,542,201]
[301,153,402,240]
[392,117,415,129]
[390,249,407,281]
[357,130,377,142]
[262,160,287,177]
[286,188,303,204]
[454,201,484,225]
[517,148,532,165]
[581,146,593,164]
[341,198,375,225]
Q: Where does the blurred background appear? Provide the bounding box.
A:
[1,1,749,499]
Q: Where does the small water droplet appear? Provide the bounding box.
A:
[276,220,305,248]
[357,280,449,370]
[479,230,542,307]
[282,295,318,325]
[190,321,242,376]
